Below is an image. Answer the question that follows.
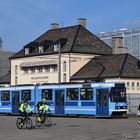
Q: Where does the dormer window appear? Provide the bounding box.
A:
[39,46,44,53]
[25,48,29,54]
[54,44,59,52]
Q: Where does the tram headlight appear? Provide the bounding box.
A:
[115,106,120,109]
[123,106,127,109]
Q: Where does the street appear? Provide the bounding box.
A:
[0,115,140,140]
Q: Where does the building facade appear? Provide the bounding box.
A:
[97,28,140,59]
[10,20,111,85]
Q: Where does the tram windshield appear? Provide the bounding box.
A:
[110,84,126,102]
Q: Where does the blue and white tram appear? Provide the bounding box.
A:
[0,85,36,114]
[0,82,127,117]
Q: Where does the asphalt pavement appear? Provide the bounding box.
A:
[0,115,140,140]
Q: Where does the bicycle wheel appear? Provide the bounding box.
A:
[16,118,24,129]
[35,116,42,127]
[45,116,52,126]
[26,118,33,129]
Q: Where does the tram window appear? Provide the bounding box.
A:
[104,94,108,106]
[97,92,101,106]
[21,90,31,101]
[1,91,10,101]
[66,88,78,100]
[42,89,52,100]
[80,88,93,100]
[110,87,126,102]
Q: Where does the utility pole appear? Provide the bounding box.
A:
[58,42,61,83]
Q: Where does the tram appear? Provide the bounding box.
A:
[0,82,127,117]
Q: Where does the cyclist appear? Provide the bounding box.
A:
[37,98,51,122]
[19,100,33,121]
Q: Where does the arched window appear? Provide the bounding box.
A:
[15,76,18,85]
[137,82,140,90]
[132,82,135,90]
[63,74,66,82]
[127,82,130,90]
[15,65,18,75]
[63,61,66,72]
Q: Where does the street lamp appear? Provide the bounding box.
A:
[58,42,61,83]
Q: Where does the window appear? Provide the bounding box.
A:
[15,65,18,75]
[66,88,78,100]
[15,76,18,85]
[51,65,57,72]
[63,61,66,72]
[42,89,52,100]
[25,48,29,54]
[23,68,29,74]
[30,68,35,73]
[80,88,93,100]
[137,82,140,90]
[37,67,42,73]
[127,82,130,90]
[21,90,31,101]
[39,46,44,53]
[63,74,66,82]
[132,82,135,90]
[44,66,50,72]
[1,91,10,101]
[97,91,101,106]
[54,44,59,52]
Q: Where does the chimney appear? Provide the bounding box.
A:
[112,37,128,54]
[77,18,86,28]
[51,23,59,29]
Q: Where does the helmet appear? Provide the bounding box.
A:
[42,98,46,103]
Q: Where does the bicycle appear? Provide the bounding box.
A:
[16,113,33,129]
[35,111,52,127]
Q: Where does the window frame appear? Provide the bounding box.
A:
[1,91,10,101]
[42,89,53,101]
[80,88,93,101]
[21,90,31,101]
[66,88,79,101]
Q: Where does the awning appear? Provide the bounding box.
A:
[19,60,57,67]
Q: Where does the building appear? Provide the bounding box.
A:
[71,53,140,114]
[0,50,14,85]
[10,19,112,85]
[97,28,140,59]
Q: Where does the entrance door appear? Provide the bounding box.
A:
[96,89,109,116]
[12,91,20,114]
[55,90,65,115]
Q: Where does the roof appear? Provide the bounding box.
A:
[71,53,140,80]
[10,25,112,59]
[0,73,10,84]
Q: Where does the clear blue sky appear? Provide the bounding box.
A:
[0,0,140,52]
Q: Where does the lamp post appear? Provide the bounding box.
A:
[58,42,61,83]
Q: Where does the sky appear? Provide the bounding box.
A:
[0,0,140,52]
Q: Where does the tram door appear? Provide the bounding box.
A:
[12,91,20,114]
[55,90,65,114]
[96,89,109,116]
